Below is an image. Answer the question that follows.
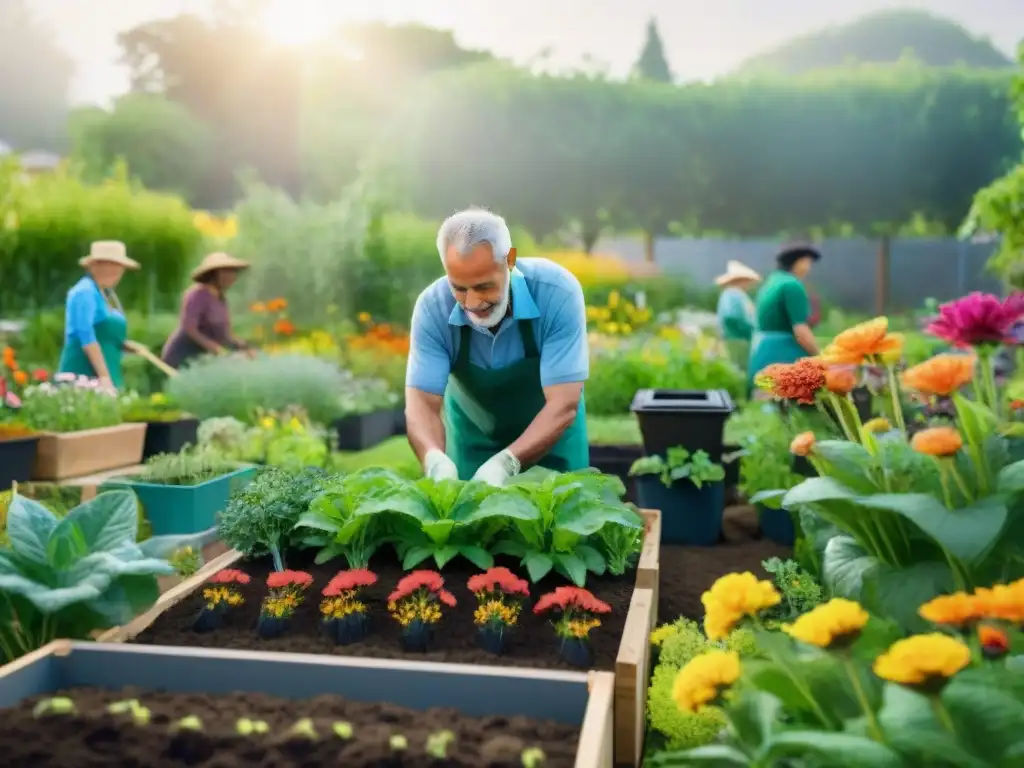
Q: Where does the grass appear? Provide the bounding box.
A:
[587,414,642,446]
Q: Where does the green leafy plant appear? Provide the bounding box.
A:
[168,546,202,577]
[137,447,241,486]
[33,697,76,717]
[629,447,725,489]
[760,557,823,622]
[120,392,188,423]
[0,490,176,663]
[18,379,122,432]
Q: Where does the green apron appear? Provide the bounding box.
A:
[747,330,807,389]
[58,312,128,389]
[444,320,589,480]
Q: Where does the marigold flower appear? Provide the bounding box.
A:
[789,431,816,457]
[671,650,741,712]
[973,581,1024,623]
[273,318,296,336]
[762,359,827,404]
[901,354,975,397]
[210,569,250,586]
[820,317,904,365]
[872,633,971,688]
[910,426,963,458]
[824,366,858,395]
[250,302,266,313]
[388,570,456,607]
[12,370,27,386]
[918,592,980,627]
[323,569,378,596]
[266,570,313,590]
[534,586,611,615]
[467,567,530,597]
[266,297,288,313]
[862,417,892,434]
[701,572,781,640]
[783,598,869,648]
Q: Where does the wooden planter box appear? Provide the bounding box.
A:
[99,547,660,766]
[0,641,615,768]
[32,423,147,481]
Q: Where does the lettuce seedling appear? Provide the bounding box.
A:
[332,721,353,739]
[107,699,150,725]
[236,718,269,735]
[173,715,203,731]
[33,697,76,717]
[389,734,408,751]
[288,717,319,740]
[521,746,546,767]
[426,730,455,758]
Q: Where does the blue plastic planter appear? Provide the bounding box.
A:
[103,465,257,535]
[634,475,724,546]
[757,503,795,546]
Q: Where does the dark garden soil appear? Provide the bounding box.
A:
[658,505,791,620]
[1,687,579,768]
[133,549,637,671]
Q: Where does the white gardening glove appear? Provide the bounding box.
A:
[472,449,521,487]
[424,449,459,481]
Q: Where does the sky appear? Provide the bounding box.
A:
[29,0,1024,105]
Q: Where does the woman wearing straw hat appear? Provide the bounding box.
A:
[747,244,822,391]
[715,261,760,369]
[161,252,253,369]
[58,241,139,390]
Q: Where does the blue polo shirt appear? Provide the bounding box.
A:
[406,258,589,396]
[65,276,122,346]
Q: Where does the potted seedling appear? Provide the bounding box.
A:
[467,567,530,655]
[259,570,313,638]
[533,586,611,668]
[387,570,456,652]
[319,568,377,645]
[629,446,726,546]
[193,568,250,632]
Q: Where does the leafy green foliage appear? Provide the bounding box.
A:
[630,447,725,489]
[0,490,175,662]
[138,447,241,486]
[760,557,824,622]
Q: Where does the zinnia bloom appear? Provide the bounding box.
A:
[12,370,27,386]
[783,598,869,648]
[820,317,904,365]
[762,359,826,404]
[671,650,741,712]
[927,292,1024,348]
[901,354,975,397]
[918,592,980,627]
[973,580,1024,623]
[789,431,816,457]
[824,366,858,395]
[701,572,780,640]
[910,427,963,458]
[872,633,971,688]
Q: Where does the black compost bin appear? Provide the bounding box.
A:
[630,389,735,460]
[141,418,200,459]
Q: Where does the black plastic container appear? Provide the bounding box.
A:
[588,444,644,503]
[141,418,200,459]
[630,389,735,460]
[333,410,397,451]
[0,436,39,487]
[392,408,407,437]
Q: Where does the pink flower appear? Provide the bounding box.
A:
[927,292,1024,348]
[54,373,75,383]
[4,392,21,408]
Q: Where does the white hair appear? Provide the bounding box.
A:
[436,208,512,265]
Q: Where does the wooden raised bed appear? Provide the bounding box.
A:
[0,640,615,768]
[32,423,147,481]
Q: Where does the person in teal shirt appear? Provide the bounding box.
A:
[747,245,822,391]
[58,241,140,391]
[715,261,760,369]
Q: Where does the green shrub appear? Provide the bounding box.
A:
[647,663,726,750]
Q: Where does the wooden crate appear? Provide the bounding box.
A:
[32,424,147,481]
[0,641,615,768]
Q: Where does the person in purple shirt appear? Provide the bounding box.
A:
[161,252,254,369]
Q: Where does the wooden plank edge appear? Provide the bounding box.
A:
[613,587,655,767]
[0,640,68,680]
[576,671,616,768]
[636,509,660,589]
[97,548,244,642]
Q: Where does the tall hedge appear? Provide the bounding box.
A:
[0,160,200,313]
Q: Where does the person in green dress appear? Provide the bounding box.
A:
[714,260,760,370]
[747,245,822,391]
[57,241,140,391]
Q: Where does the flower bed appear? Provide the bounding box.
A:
[0,641,615,768]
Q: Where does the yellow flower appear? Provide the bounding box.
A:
[671,650,741,712]
[260,416,276,429]
[650,623,680,647]
[783,598,869,648]
[872,633,971,688]
[358,312,372,323]
[862,417,891,434]
[608,290,620,309]
[919,592,982,627]
[973,581,1024,623]
[150,393,168,405]
[701,572,781,640]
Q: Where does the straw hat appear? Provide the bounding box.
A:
[78,241,140,270]
[715,261,761,286]
[190,252,250,282]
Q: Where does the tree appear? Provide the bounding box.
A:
[632,19,673,83]
[0,0,72,151]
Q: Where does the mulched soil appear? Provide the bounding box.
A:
[1,687,579,768]
[657,505,791,620]
[134,549,637,671]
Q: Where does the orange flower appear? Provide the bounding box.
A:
[910,427,963,458]
[250,302,266,314]
[762,359,826,404]
[901,354,975,397]
[1011,400,1024,412]
[2,346,15,367]
[825,367,857,395]
[973,581,1024,623]
[273,318,296,336]
[820,317,904,365]
[919,592,980,627]
[790,431,816,457]
[267,298,288,313]
[978,624,1010,659]
[12,370,28,386]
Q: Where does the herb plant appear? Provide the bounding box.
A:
[137,447,240,486]
[629,447,725,489]
[760,557,823,622]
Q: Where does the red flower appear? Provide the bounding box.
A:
[534,587,611,615]
[388,570,456,606]
[267,570,313,590]
[210,569,250,585]
[978,624,1010,659]
[31,369,48,383]
[323,569,378,596]
[467,567,530,597]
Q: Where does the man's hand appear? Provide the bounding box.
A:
[472,449,521,487]
[424,449,459,481]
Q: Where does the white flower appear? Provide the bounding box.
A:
[54,373,75,383]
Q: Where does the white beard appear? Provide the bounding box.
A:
[464,273,511,329]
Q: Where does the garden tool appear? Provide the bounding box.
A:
[125,341,178,378]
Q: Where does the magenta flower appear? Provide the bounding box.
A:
[926,292,1024,348]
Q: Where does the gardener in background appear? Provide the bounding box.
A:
[748,244,821,393]
[405,208,589,486]
[58,241,139,391]
[162,251,254,369]
[714,260,760,370]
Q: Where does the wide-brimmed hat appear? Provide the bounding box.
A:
[715,260,761,286]
[776,243,822,269]
[78,241,140,270]
[190,252,250,282]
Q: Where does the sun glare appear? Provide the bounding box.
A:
[258,0,329,46]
